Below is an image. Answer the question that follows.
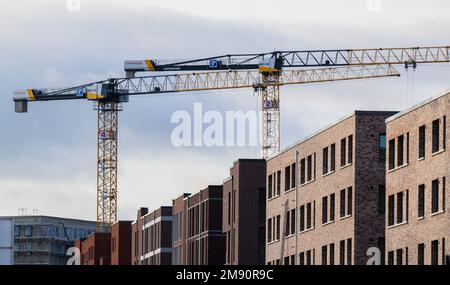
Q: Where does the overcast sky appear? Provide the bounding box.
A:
[1,0,450,221]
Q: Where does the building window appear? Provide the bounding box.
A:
[388,194,395,226]
[228,192,231,224]
[432,119,440,153]
[330,144,336,172]
[431,240,439,265]
[388,139,395,170]
[397,192,404,224]
[379,133,386,162]
[419,125,425,159]
[348,135,353,164]
[300,159,305,184]
[431,177,446,214]
[267,219,272,243]
[14,225,20,237]
[299,252,305,266]
[339,240,345,265]
[329,243,335,265]
[276,215,281,241]
[276,170,281,196]
[340,138,346,167]
[290,209,296,236]
[307,155,312,182]
[396,249,403,265]
[291,163,296,189]
[300,201,315,232]
[322,196,328,225]
[418,184,425,218]
[24,225,32,237]
[285,165,291,192]
[299,205,305,232]
[330,193,335,222]
[418,243,425,265]
[387,251,394,265]
[268,174,273,199]
[378,185,386,215]
[397,135,404,166]
[339,187,352,218]
[323,146,329,175]
[347,239,352,265]
[322,245,327,265]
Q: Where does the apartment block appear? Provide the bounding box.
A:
[385,92,450,265]
[266,111,397,265]
[0,215,96,265]
[223,159,266,265]
[131,207,173,265]
[181,185,226,265]
[78,232,111,265]
[172,193,191,265]
[111,221,132,265]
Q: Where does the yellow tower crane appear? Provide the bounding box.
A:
[13,46,450,230]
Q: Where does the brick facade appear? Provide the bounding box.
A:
[266,111,396,265]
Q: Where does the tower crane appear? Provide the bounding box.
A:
[13,46,450,230]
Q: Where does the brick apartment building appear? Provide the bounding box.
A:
[76,221,131,265]
[266,111,397,265]
[111,221,132,265]
[179,186,226,265]
[223,159,266,265]
[131,207,173,265]
[77,232,111,265]
[172,193,191,265]
[385,92,450,265]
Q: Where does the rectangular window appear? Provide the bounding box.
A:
[347,239,352,265]
[322,245,327,265]
[268,174,273,199]
[276,215,281,241]
[432,179,439,213]
[24,225,32,237]
[290,209,296,235]
[340,138,346,167]
[443,116,447,150]
[306,203,312,229]
[285,165,291,192]
[419,125,425,159]
[307,155,312,182]
[299,252,305,266]
[348,135,353,164]
[329,243,335,265]
[388,251,394,265]
[276,170,281,196]
[397,135,404,166]
[306,251,311,266]
[397,192,404,224]
[330,194,335,222]
[388,139,395,170]
[388,195,395,226]
[339,240,345,265]
[378,185,386,215]
[285,211,290,237]
[418,243,425,265]
[322,196,328,224]
[300,159,305,184]
[340,189,346,218]
[431,240,439,265]
[300,205,305,232]
[396,249,403,265]
[291,163,296,189]
[379,134,386,162]
[418,184,425,218]
[347,187,353,216]
[323,147,329,175]
[330,144,336,172]
[432,119,440,153]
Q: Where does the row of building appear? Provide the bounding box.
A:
[1,91,449,265]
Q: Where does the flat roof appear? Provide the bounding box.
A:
[386,90,450,123]
[0,215,96,224]
[268,110,398,161]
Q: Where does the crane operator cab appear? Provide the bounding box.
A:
[258,54,283,74]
